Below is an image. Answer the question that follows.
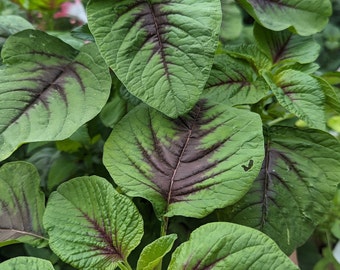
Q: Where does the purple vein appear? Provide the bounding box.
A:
[145,1,171,81]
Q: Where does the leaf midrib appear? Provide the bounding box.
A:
[166,107,201,210]
[272,33,292,64]
[145,1,171,81]
[0,228,48,241]
[5,69,62,126]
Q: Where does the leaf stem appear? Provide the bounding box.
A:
[154,216,170,270]
[266,113,294,126]
[160,216,169,237]
[118,261,133,270]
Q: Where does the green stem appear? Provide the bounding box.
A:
[160,216,169,237]
[266,113,294,126]
[154,216,170,270]
[326,230,332,251]
[118,260,133,270]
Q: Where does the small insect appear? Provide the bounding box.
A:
[242,159,254,171]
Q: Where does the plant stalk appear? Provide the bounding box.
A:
[118,260,133,270]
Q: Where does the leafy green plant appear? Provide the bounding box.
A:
[0,0,340,269]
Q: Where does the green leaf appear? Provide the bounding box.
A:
[327,116,340,132]
[322,72,340,86]
[274,62,320,75]
[87,0,222,118]
[254,23,320,64]
[0,257,54,270]
[0,162,47,247]
[103,99,264,218]
[0,30,111,161]
[263,70,325,130]
[100,86,137,129]
[224,44,272,72]
[168,222,299,270]
[237,0,332,36]
[137,234,177,270]
[71,24,95,43]
[43,176,143,270]
[26,147,60,185]
[220,0,243,41]
[204,52,269,105]
[47,153,78,192]
[0,15,33,49]
[220,126,340,254]
[319,73,340,114]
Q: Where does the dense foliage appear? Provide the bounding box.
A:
[1,0,340,269]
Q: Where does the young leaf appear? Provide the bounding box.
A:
[137,234,177,270]
[43,176,143,270]
[220,126,340,254]
[103,99,264,218]
[274,62,320,75]
[254,23,320,64]
[263,70,325,130]
[318,73,340,114]
[87,0,222,118]
[0,257,54,270]
[237,0,332,36]
[0,162,47,248]
[204,52,269,105]
[224,44,272,72]
[168,222,299,270]
[100,86,138,129]
[0,30,111,161]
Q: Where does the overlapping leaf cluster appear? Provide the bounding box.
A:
[0,0,339,269]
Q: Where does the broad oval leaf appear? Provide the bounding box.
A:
[263,70,325,130]
[43,176,143,270]
[237,0,332,36]
[103,99,264,218]
[0,257,54,270]
[254,23,320,64]
[204,52,269,106]
[168,222,299,270]
[0,30,111,161]
[87,0,222,118]
[220,126,340,254]
[0,162,47,247]
[137,234,177,270]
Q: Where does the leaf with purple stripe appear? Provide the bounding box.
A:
[254,23,320,65]
[43,176,143,270]
[168,222,299,270]
[204,52,269,106]
[0,162,47,248]
[263,70,325,130]
[103,99,264,218]
[87,0,222,118]
[219,126,340,254]
[0,29,111,161]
